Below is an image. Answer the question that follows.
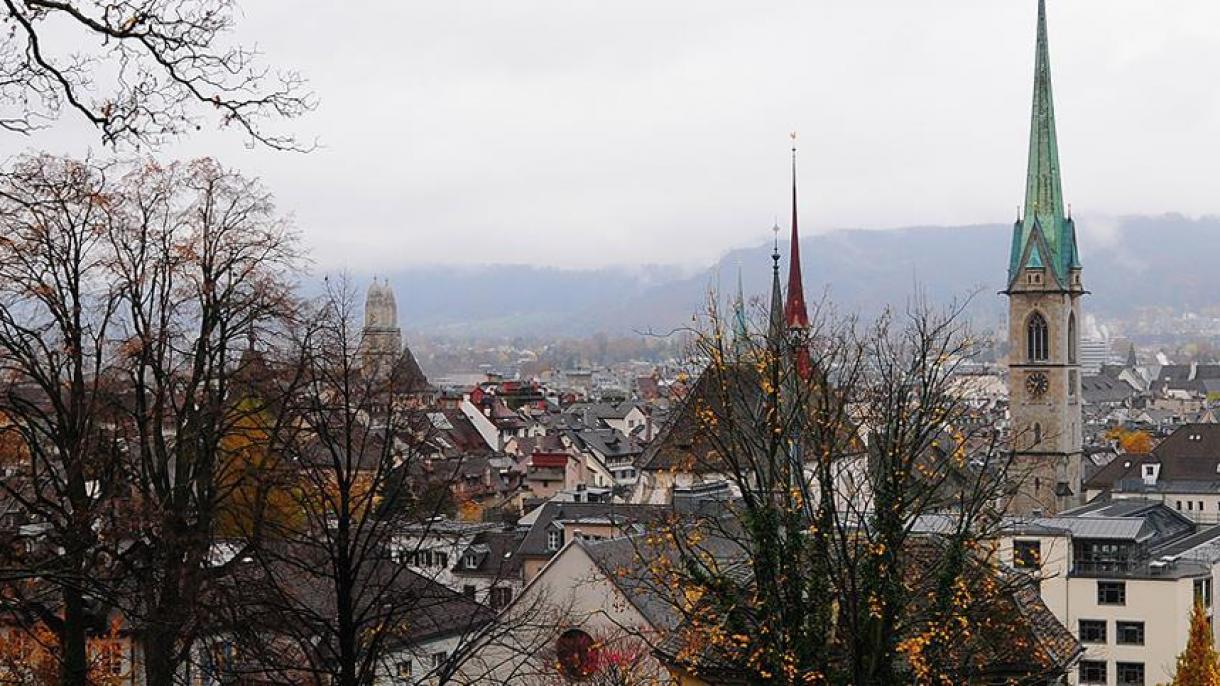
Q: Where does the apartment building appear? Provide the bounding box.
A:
[999,499,1220,686]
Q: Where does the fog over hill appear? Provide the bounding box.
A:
[372,214,1219,338]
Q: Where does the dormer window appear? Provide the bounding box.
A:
[462,553,479,569]
[547,529,563,552]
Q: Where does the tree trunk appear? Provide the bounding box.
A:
[144,630,178,686]
[61,586,89,686]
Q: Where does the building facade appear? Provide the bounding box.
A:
[1006,0,1085,515]
[999,500,1220,686]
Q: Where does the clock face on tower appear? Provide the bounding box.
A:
[1025,371,1049,399]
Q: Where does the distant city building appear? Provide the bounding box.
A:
[1078,337,1109,375]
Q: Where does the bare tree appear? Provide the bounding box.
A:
[1,0,314,149]
[0,155,125,686]
[0,154,303,686]
[204,277,473,686]
[617,294,1076,685]
[103,157,302,686]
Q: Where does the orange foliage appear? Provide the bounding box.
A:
[215,399,302,538]
[1171,600,1220,686]
[1105,427,1155,454]
[0,622,132,686]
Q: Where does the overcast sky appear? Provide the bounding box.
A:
[4,1,1220,271]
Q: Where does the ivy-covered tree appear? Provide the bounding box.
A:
[619,290,1076,684]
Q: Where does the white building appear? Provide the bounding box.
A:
[999,499,1220,686]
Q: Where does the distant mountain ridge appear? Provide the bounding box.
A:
[373,214,1220,338]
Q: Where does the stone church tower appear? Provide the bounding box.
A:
[361,277,403,371]
[360,278,431,397]
[1005,0,1085,515]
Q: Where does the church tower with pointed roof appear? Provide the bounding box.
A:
[1006,0,1085,514]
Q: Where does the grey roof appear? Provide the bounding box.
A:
[570,428,644,462]
[1007,499,1197,548]
[1028,516,1149,541]
[1152,525,1220,559]
[516,501,669,559]
[452,529,525,579]
[578,528,750,632]
[1081,374,1137,405]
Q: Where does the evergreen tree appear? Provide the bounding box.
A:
[1172,600,1220,686]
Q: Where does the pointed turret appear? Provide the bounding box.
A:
[767,225,785,348]
[1008,0,1081,289]
[732,263,749,351]
[785,146,810,330]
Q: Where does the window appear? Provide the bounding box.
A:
[1027,312,1049,362]
[1098,581,1126,605]
[1069,369,1077,397]
[203,640,236,685]
[1189,501,1195,511]
[463,553,479,569]
[1116,662,1145,686]
[1079,660,1106,684]
[431,652,446,668]
[1068,313,1078,364]
[397,660,412,677]
[1116,621,1144,645]
[556,629,598,680]
[547,529,563,552]
[435,552,448,568]
[1078,619,1106,643]
[490,586,513,610]
[1013,540,1041,570]
[1196,577,1213,607]
[96,642,123,676]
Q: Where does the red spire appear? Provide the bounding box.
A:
[784,143,810,330]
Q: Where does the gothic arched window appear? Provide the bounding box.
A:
[1027,312,1049,362]
[1068,312,1078,364]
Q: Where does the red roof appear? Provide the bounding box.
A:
[530,452,569,469]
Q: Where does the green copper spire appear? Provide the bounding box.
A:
[1009,0,1080,288]
[732,263,749,351]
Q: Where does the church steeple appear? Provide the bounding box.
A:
[1003,0,1085,516]
[1008,0,1080,289]
[732,263,749,351]
[785,143,810,330]
[768,224,785,348]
